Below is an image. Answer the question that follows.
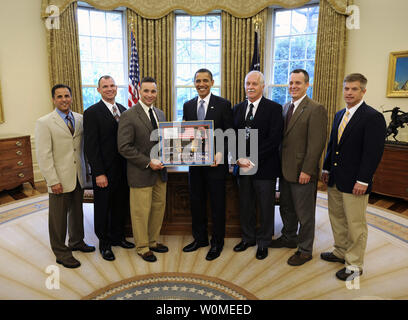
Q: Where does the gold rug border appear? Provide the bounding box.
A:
[81,272,258,300]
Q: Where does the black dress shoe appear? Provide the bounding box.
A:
[287,251,312,266]
[256,247,268,260]
[183,240,209,252]
[205,246,222,261]
[336,267,363,281]
[70,243,96,253]
[138,251,157,263]
[233,241,256,252]
[56,256,81,269]
[320,252,345,264]
[100,248,115,261]
[150,243,169,253]
[112,239,135,249]
[269,237,297,249]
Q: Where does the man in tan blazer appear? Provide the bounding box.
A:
[270,69,328,266]
[118,77,168,263]
[35,84,95,269]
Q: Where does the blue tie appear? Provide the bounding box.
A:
[197,100,205,120]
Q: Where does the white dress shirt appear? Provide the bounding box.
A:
[245,96,262,119]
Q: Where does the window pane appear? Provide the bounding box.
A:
[90,11,106,37]
[116,87,128,107]
[177,40,191,63]
[176,64,192,85]
[94,62,108,84]
[206,63,220,86]
[79,36,92,61]
[275,11,291,36]
[290,60,305,72]
[290,36,306,60]
[274,37,290,61]
[307,86,313,98]
[81,61,94,84]
[291,8,309,35]
[206,16,220,39]
[107,38,123,62]
[108,63,125,85]
[77,9,90,36]
[176,16,190,39]
[82,87,97,110]
[92,37,107,62]
[306,35,317,60]
[106,12,122,38]
[206,41,220,63]
[305,61,315,84]
[273,61,289,85]
[191,16,206,39]
[269,87,289,106]
[191,41,206,63]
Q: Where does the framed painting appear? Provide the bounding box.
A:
[387,50,408,97]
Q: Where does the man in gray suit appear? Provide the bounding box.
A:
[118,77,168,263]
[35,84,95,269]
[270,69,328,266]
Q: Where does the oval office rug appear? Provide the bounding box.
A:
[82,273,258,300]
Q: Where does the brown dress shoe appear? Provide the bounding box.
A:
[138,251,157,262]
[56,256,81,269]
[287,251,312,266]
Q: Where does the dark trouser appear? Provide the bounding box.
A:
[93,170,129,249]
[48,180,84,260]
[238,176,276,248]
[279,177,317,254]
[189,166,226,247]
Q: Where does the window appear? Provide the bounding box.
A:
[174,14,221,121]
[267,5,319,105]
[77,6,128,110]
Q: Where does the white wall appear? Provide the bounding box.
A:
[0,0,52,181]
[345,0,408,142]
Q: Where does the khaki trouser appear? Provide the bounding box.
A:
[129,178,167,255]
[327,185,369,270]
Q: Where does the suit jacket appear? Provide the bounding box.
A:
[83,100,127,179]
[281,96,328,183]
[232,97,283,179]
[35,109,86,193]
[323,102,386,194]
[183,93,233,178]
[117,103,168,188]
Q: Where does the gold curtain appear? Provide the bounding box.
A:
[221,9,267,106]
[127,10,174,120]
[41,0,349,19]
[313,0,350,170]
[47,2,83,113]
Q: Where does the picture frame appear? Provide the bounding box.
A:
[0,81,4,123]
[158,120,215,166]
[387,50,408,97]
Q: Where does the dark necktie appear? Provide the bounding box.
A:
[245,103,254,125]
[149,107,158,130]
[245,103,254,157]
[65,115,74,136]
[112,105,120,122]
[286,103,295,128]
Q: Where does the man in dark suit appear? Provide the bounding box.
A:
[118,77,168,263]
[321,73,386,281]
[182,68,233,261]
[83,75,135,261]
[270,69,328,267]
[232,71,283,260]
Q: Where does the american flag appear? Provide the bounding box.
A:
[128,31,140,107]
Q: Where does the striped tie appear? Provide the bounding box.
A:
[337,110,350,143]
[112,105,120,122]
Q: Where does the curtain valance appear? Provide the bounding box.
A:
[41,0,349,19]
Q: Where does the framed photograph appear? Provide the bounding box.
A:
[0,81,4,123]
[387,50,408,97]
[158,120,214,166]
